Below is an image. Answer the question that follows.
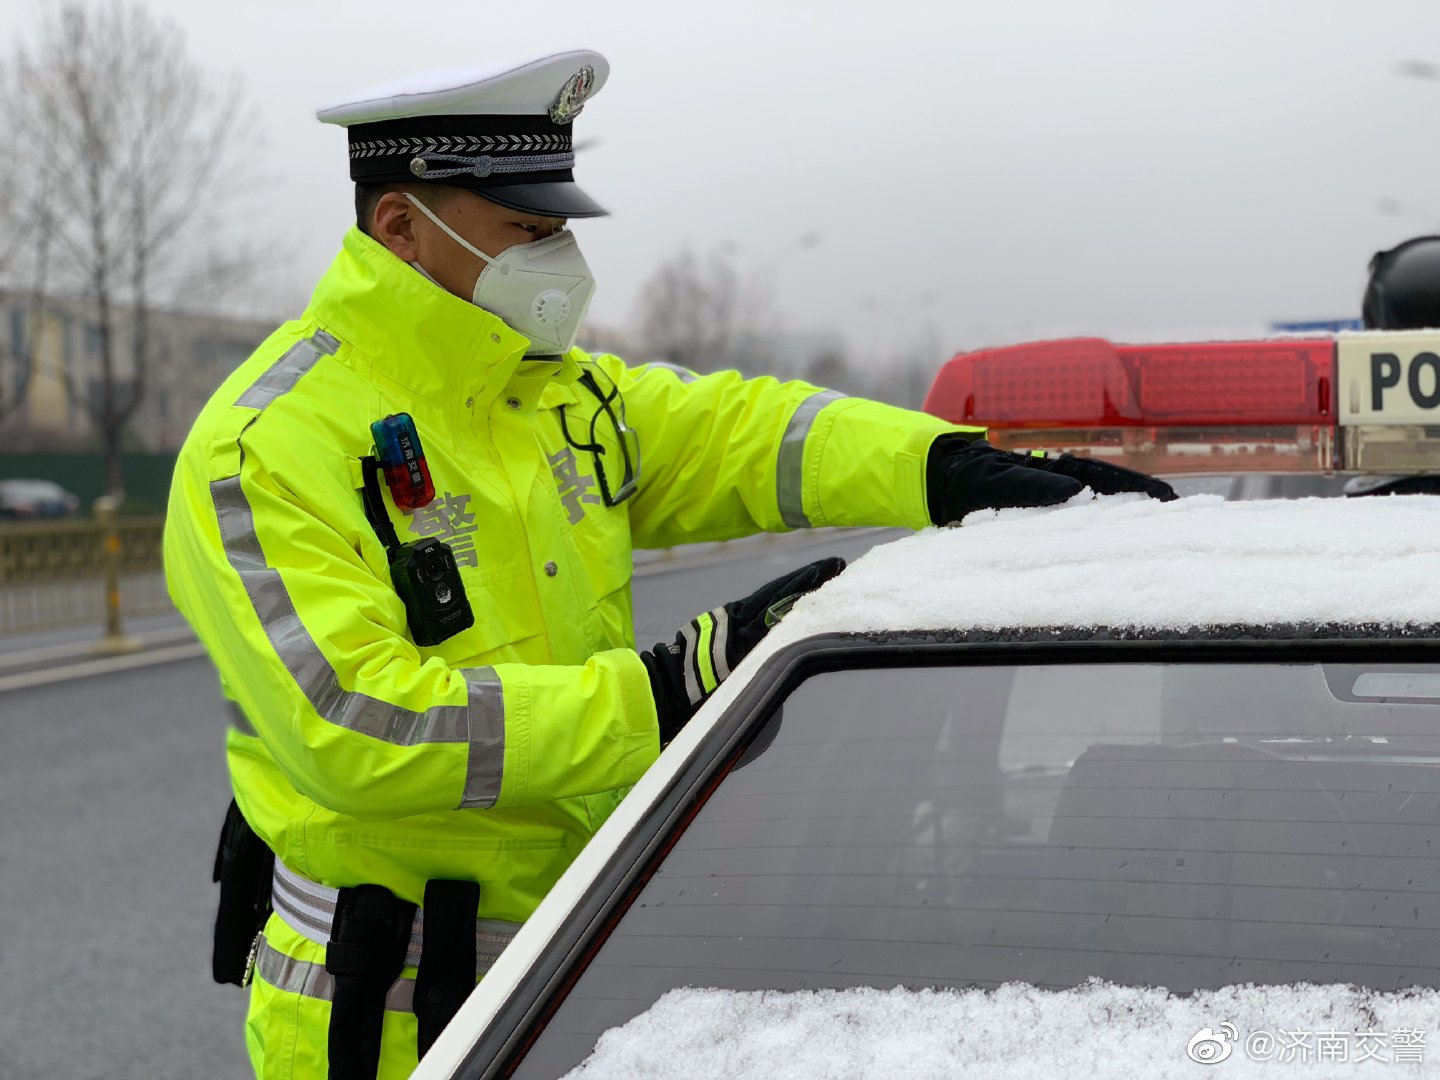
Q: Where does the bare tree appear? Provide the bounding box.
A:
[633,246,777,375]
[0,2,258,496]
[0,203,54,428]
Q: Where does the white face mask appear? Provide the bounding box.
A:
[404,192,595,355]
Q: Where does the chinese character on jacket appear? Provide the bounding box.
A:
[405,492,479,567]
[549,447,601,524]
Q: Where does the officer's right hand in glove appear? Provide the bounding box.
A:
[640,557,846,744]
[927,436,1176,526]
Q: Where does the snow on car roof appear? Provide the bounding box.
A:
[565,981,1439,1080]
[772,492,1440,642]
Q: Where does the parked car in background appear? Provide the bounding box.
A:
[0,479,82,520]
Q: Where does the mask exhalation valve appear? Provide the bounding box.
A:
[533,290,572,325]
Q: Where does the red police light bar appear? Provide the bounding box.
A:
[924,338,1333,427]
[924,338,1337,474]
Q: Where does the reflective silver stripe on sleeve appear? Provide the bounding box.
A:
[234,330,339,410]
[776,389,846,529]
[711,605,731,683]
[211,473,470,744]
[210,472,504,801]
[211,329,508,809]
[254,936,417,1014]
[460,670,506,809]
[679,621,702,706]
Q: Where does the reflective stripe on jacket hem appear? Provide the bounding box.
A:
[270,860,521,973]
[212,330,507,809]
[254,935,419,1013]
[776,389,846,529]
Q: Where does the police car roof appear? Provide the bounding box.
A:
[771,493,1440,642]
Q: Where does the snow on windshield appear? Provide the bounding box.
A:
[563,981,1440,1079]
[774,493,1440,639]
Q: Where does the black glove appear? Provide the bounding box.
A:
[1026,452,1177,503]
[927,438,1084,525]
[1345,475,1440,497]
[927,437,1176,525]
[641,556,846,744]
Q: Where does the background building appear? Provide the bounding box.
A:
[0,289,275,454]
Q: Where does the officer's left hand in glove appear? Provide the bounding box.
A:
[640,557,846,744]
[927,436,1176,526]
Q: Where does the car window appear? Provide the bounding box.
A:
[1226,474,1354,500]
[510,661,1440,1079]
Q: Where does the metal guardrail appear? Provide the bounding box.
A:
[0,515,170,635]
[0,517,879,637]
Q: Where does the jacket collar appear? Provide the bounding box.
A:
[306,227,580,414]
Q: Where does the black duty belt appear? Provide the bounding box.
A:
[270,861,520,1077]
[212,803,521,1079]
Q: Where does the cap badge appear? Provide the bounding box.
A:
[549,66,594,125]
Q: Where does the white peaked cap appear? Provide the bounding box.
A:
[316,51,609,125]
[316,51,610,218]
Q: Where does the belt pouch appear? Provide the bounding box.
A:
[413,879,481,1059]
[325,884,416,1080]
[211,798,275,986]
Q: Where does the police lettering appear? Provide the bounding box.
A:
[1370,350,1440,411]
[1372,353,1401,410]
[1411,353,1440,409]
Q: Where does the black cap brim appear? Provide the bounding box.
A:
[471,180,608,219]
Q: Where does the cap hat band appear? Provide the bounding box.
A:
[349,133,571,160]
[407,150,575,180]
[346,114,575,185]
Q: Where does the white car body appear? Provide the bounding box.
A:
[416,494,1440,1079]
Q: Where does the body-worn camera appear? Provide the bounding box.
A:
[360,415,473,647]
[389,537,474,647]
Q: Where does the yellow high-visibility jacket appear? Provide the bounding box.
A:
[163,226,969,922]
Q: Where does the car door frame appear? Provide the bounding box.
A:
[417,626,1440,1079]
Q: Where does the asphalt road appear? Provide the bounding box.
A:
[0,527,898,1080]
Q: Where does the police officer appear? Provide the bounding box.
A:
[1348,236,1440,497]
[1363,235,1440,331]
[163,51,1175,1079]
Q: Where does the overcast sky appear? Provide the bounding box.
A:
[6,0,1440,370]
